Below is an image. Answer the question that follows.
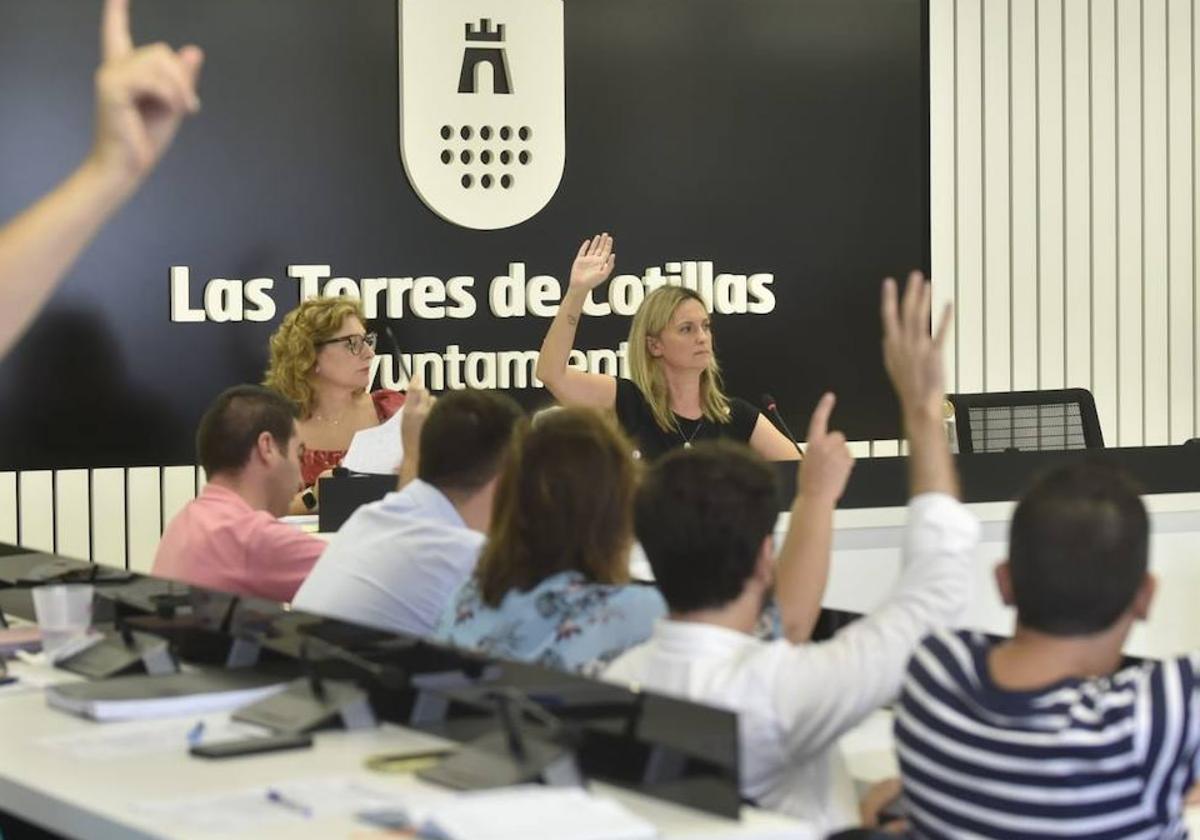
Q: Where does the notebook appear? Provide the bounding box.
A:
[45,670,288,722]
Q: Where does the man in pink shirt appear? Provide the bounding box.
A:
[153,385,324,602]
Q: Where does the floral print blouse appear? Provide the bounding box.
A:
[434,570,667,676]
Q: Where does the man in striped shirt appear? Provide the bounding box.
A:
[894,461,1198,838]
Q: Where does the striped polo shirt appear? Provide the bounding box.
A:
[895,629,1200,839]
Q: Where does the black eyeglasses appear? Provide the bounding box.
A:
[315,332,377,357]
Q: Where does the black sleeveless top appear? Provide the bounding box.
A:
[613,377,760,461]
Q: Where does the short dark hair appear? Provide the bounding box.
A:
[196,385,299,476]
[418,389,525,494]
[635,441,778,613]
[1009,461,1148,636]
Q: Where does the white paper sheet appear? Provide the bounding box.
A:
[130,776,417,833]
[420,786,657,840]
[38,717,269,760]
[340,406,405,475]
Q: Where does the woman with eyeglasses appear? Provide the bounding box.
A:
[264,296,402,513]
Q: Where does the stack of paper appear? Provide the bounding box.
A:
[46,671,288,722]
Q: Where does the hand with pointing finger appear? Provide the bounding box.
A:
[0,0,205,360]
[797,392,855,506]
[90,0,204,188]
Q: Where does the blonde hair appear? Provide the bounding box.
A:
[627,286,731,433]
[263,297,367,418]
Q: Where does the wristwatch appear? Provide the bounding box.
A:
[300,489,317,511]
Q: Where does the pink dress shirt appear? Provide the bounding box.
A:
[152,484,325,602]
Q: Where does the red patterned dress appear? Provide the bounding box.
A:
[299,389,405,487]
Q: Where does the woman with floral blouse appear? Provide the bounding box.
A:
[435,407,665,674]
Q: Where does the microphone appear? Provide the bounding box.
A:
[761,394,804,457]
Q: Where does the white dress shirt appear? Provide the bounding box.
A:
[292,479,484,637]
[604,492,980,834]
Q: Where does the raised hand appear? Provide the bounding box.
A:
[400,374,435,453]
[881,271,953,420]
[797,392,855,504]
[568,233,616,292]
[90,0,204,185]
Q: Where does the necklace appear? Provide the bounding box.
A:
[311,408,349,426]
[678,417,704,449]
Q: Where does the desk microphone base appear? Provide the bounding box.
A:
[418,730,583,791]
[233,677,376,733]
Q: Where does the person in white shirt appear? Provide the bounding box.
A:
[292,389,524,636]
[605,273,980,834]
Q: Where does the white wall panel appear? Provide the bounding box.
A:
[54,470,90,561]
[1038,0,1068,391]
[956,0,986,393]
[983,0,1012,392]
[126,468,161,574]
[1143,0,1171,445]
[1091,0,1120,443]
[1010,0,1041,392]
[91,468,126,569]
[1063,0,1093,394]
[0,473,15,545]
[1168,0,1196,444]
[17,472,53,553]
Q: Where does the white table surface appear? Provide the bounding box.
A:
[0,661,813,840]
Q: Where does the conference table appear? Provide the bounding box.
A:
[0,658,811,839]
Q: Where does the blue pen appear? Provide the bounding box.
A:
[185,721,205,747]
[266,788,313,819]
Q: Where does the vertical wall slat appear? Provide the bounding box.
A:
[957,0,986,393]
[932,0,959,391]
[1194,0,1200,440]
[0,473,16,545]
[1117,0,1146,444]
[1142,0,1171,444]
[1168,0,1198,443]
[1064,0,1094,393]
[53,470,90,561]
[161,466,197,530]
[91,468,126,568]
[1091,0,1121,443]
[1038,0,1068,390]
[126,468,162,574]
[983,0,1013,392]
[17,472,54,552]
[1010,0,1041,391]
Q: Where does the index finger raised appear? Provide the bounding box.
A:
[806,392,836,441]
[102,0,134,61]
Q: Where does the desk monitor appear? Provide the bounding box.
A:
[318,473,396,532]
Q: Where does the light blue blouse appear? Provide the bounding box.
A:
[434,570,667,675]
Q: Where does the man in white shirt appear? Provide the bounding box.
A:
[292,389,523,636]
[605,274,980,833]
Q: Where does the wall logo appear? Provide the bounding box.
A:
[398,0,565,230]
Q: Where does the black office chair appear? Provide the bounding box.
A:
[947,388,1104,454]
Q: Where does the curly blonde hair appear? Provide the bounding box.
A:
[264,297,367,418]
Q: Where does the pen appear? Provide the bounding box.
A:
[265,788,313,818]
[185,721,205,746]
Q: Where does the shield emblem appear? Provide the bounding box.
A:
[398,0,565,230]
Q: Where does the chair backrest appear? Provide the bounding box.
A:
[948,388,1104,454]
